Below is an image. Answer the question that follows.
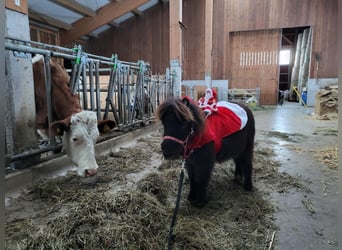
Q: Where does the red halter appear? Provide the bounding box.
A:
[163,135,186,145]
[163,128,195,159]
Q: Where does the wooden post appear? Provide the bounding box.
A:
[301,28,312,89]
[204,0,213,87]
[169,0,183,97]
[5,2,38,168]
[169,0,182,64]
[297,28,309,92]
[290,32,302,100]
[5,0,28,14]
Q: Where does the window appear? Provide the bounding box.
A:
[279,49,291,65]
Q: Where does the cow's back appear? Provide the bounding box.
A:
[32,55,82,131]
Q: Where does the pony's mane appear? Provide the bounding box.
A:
[156,97,206,133]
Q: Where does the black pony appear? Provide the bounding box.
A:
[157,97,255,207]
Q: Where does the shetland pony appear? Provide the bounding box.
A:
[157,97,255,207]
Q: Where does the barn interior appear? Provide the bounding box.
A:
[4,0,339,249]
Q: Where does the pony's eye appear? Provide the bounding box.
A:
[180,123,191,130]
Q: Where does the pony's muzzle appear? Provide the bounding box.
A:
[161,139,184,159]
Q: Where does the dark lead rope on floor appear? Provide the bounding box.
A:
[167,161,185,250]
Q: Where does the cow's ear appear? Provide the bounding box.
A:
[97,120,116,133]
[50,117,71,136]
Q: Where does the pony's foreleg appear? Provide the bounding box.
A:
[186,142,215,207]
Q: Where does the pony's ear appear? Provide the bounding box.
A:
[181,97,191,107]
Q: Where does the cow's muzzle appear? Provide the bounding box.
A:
[85,168,97,177]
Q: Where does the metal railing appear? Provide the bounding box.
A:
[5,37,175,171]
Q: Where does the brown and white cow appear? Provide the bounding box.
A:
[32,55,115,177]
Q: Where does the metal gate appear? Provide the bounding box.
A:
[5,37,175,172]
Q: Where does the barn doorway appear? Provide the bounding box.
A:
[279,26,311,103]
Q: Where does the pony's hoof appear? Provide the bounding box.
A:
[187,194,196,202]
[244,183,254,192]
[190,199,208,208]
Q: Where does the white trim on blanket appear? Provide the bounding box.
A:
[216,101,248,129]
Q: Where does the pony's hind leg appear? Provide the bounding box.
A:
[234,163,243,183]
[234,150,253,191]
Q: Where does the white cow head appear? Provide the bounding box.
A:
[50,110,115,177]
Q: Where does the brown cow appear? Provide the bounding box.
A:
[32,55,115,177]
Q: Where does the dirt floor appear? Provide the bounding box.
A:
[5,102,338,249]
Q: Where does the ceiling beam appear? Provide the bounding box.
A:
[60,0,149,45]
[48,0,96,17]
[132,9,143,16]
[109,21,120,28]
[29,9,72,30]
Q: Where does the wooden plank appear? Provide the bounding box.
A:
[60,0,149,45]
[48,0,96,17]
[5,0,28,14]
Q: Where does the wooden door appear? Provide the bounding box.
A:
[230,29,281,105]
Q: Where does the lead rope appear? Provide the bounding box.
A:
[167,160,185,250]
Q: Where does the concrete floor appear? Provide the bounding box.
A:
[254,102,338,250]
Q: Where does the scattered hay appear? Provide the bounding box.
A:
[253,145,303,193]
[266,131,305,142]
[312,128,338,136]
[5,133,305,249]
[284,144,305,154]
[310,145,338,169]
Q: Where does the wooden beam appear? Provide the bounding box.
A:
[204,0,213,85]
[109,21,120,28]
[5,0,28,14]
[132,9,143,16]
[48,0,96,17]
[60,0,149,45]
[169,0,182,63]
[29,9,72,30]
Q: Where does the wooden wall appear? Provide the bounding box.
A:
[182,0,337,79]
[85,3,169,75]
[83,0,337,102]
[223,0,338,79]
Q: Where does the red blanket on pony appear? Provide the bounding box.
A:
[189,101,248,153]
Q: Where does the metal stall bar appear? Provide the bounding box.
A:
[43,53,57,146]
[94,61,102,119]
[88,60,95,111]
[103,55,120,124]
[69,45,82,94]
[6,36,74,54]
[81,57,88,110]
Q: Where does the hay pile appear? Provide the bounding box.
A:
[6,133,305,249]
[314,85,338,119]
